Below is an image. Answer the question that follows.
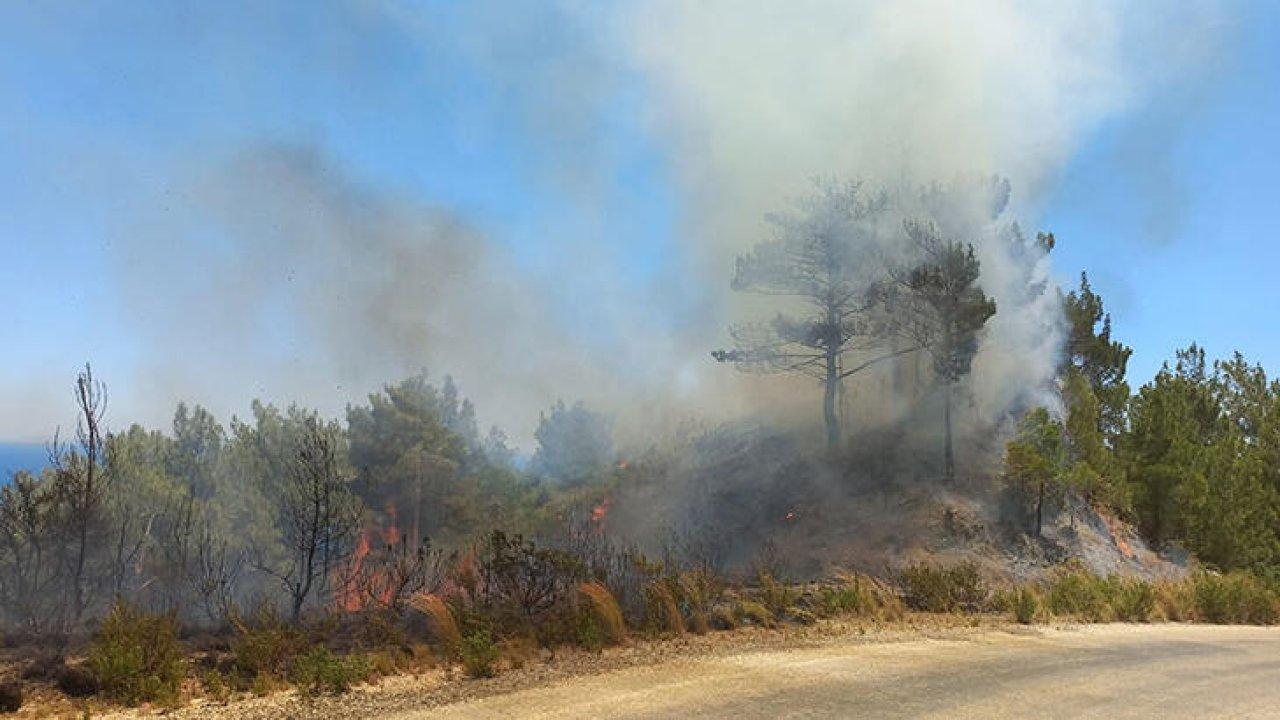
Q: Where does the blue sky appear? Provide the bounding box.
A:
[1042,0,1280,383]
[1,2,1278,441]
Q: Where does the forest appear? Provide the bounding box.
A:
[1,178,1277,710]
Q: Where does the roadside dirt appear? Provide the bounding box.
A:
[92,614,1012,720]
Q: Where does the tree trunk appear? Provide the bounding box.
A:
[942,380,955,482]
[1035,478,1045,537]
[823,350,840,449]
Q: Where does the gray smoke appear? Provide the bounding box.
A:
[3,1,1229,448]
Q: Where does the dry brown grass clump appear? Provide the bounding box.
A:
[835,571,905,621]
[578,581,627,645]
[407,592,462,655]
[645,581,685,636]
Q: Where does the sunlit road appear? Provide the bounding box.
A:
[392,624,1280,719]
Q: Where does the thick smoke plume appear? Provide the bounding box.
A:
[14,0,1226,448]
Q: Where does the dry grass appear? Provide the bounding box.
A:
[407,593,462,656]
[645,582,685,636]
[578,582,627,646]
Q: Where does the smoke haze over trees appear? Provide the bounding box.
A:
[7,0,1280,679]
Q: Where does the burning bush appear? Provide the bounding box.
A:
[340,533,452,614]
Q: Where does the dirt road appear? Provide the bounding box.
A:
[391,624,1280,719]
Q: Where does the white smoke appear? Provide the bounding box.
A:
[1,1,1229,447]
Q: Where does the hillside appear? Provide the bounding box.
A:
[605,423,1183,583]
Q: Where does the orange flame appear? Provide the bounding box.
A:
[591,497,611,527]
[336,501,402,611]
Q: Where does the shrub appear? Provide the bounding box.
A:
[359,609,407,648]
[364,649,401,679]
[575,615,603,653]
[756,573,799,616]
[1045,569,1112,621]
[733,600,775,628]
[459,629,500,679]
[677,568,724,621]
[200,669,231,703]
[1153,579,1196,621]
[407,593,461,656]
[897,562,987,612]
[290,647,369,696]
[688,608,710,635]
[1012,587,1039,624]
[479,531,584,634]
[644,581,685,635]
[1110,579,1156,622]
[229,606,306,680]
[858,573,906,621]
[709,605,738,630]
[88,603,185,706]
[56,665,98,698]
[816,572,901,619]
[578,581,626,645]
[1194,572,1279,625]
[817,585,863,617]
[0,682,22,712]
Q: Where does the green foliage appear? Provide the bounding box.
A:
[1124,346,1280,575]
[531,400,615,485]
[1012,587,1039,624]
[575,615,603,652]
[1063,369,1128,510]
[897,562,987,613]
[1109,579,1156,622]
[1004,407,1067,535]
[459,629,500,679]
[88,603,185,706]
[229,606,306,680]
[1064,272,1132,445]
[817,585,864,616]
[289,647,369,696]
[1192,572,1279,625]
[1044,569,1113,621]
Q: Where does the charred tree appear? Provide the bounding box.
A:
[713,181,913,448]
[48,364,111,627]
[255,417,362,624]
[893,222,996,481]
